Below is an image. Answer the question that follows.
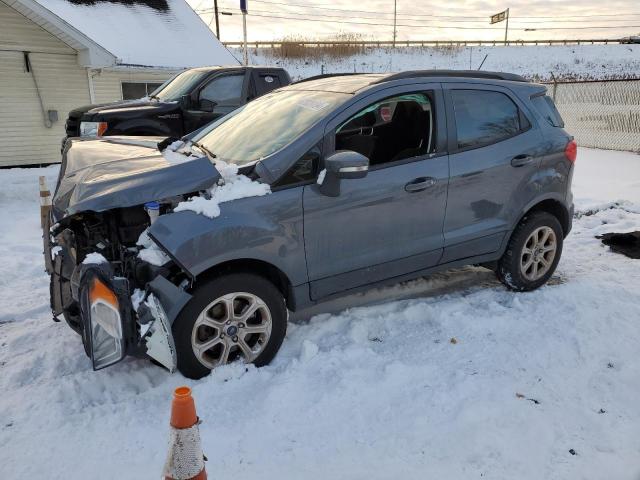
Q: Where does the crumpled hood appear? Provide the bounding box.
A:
[53,137,220,221]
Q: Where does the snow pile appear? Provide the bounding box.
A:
[130,288,146,311]
[161,140,211,165]
[161,140,192,165]
[137,230,171,267]
[81,252,108,265]
[231,44,640,82]
[1,149,640,479]
[174,160,271,219]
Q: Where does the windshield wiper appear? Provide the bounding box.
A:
[189,140,217,161]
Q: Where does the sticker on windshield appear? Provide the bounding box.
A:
[298,98,330,111]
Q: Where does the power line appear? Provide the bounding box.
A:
[215,0,640,21]
[226,12,640,31]
[198,6,640,25]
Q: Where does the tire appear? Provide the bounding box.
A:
[496,212,563,292]
[172,272,288,379]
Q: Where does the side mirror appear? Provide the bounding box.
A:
[319,150,369,197]
[198,99,217,112]
[180,94,191,109]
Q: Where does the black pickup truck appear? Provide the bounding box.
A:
[64,66,291,142]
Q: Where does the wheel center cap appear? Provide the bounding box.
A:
[226,325,238,336]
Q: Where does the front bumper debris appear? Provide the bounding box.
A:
[71,261,191,372]
[136,276,192,373]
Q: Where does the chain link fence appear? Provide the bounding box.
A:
[549,79,640,152]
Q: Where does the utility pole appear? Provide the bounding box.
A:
[213,0,220,39]
[504,7,509,45]
[392,0,397,47]
[241,0,248,65]
[242,13,248,65]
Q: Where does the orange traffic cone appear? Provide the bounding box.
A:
[163,386,207,480]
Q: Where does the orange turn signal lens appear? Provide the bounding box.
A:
[89,277,119,309]
[96,122,108,137]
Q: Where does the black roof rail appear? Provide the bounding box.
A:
[292,72,362,84]
[373,70,528,84]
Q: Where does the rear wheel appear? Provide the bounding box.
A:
[172,273,287,379]
[496,212,563,292]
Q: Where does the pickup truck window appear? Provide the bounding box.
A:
[255,74,282,95]
[199,74,244,106]
[195,90,348,167]
[152,69,209,102]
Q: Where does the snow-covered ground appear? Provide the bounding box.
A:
[231,44,640,81]
[1,148,639,479]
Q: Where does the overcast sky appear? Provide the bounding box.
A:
[187,0,640,43]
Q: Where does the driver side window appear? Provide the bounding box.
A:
[335,92,435,168]
[199,74,244,107]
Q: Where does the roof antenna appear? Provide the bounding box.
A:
[477,54,488,70]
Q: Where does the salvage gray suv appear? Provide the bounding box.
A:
[46,70,576,378]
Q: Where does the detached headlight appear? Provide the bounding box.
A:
[80,121,108,137]
[87,276,124,369]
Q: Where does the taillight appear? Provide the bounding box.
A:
[565,139,577,163]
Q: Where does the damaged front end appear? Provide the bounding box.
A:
[67,259,191,372]
[46,137,220,372]
[49,205,193,372]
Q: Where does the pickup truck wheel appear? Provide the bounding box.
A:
[496,212,563,292]
[172,273,287,379]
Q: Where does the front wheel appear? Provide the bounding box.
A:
[496,212,563,292]
[172,273,288,379]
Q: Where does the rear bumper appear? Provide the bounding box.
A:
[566,203,574,236]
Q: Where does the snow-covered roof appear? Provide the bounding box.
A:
[26,0,239,68]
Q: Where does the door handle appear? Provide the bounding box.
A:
[404,177,437,192]
[511,154,534,167]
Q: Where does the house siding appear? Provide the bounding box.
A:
[0,2,90,166]
[0,2,178,166]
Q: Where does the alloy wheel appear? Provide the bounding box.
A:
[520,226,557,281]
[191,292,272,369]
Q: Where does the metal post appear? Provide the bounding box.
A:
[504,8,509,45]
[213,0,220,38]
[242,11,248,65]
[392,0,397,47]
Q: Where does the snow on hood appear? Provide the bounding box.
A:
[52,137,220,220]
[173,160,271,219]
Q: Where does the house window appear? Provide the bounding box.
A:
[121,82,164,100]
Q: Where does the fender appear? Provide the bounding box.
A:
[515,192,571,232]
[147,187,307,287]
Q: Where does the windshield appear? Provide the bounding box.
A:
[150,70,210,102]
[193,90,349,166]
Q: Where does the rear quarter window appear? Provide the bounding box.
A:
[531,94,565,127]
[451,89,528,149]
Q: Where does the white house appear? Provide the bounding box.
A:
[0,0,238,166]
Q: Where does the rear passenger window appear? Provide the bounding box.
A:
[452,90,528,149]
[255,74,282,95]
[531,94,565,127]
